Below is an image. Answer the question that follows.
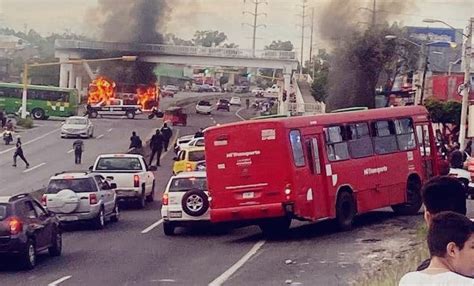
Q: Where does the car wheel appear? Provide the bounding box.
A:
[93,207,106,229]
[20,239,36,270]
[335,191,356,231]
[146,182,155,202]
[110,204,120,223]
[137,190,146,209]
[48,230,62,257]
[89,111,98,118]
[126,111,135,119]
[181,189,209,217]
[163,222,175,236]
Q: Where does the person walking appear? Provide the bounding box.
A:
[73,139,84,164]
[160,123,172,152]
[149,130,164,166]
[12,137,29,168]
[129,131,143,152]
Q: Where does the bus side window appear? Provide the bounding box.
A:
[289,130,305,167]
[324,126,349,161]
[348,122,373,158]
[394,118,416,151]
[372,120,398,154]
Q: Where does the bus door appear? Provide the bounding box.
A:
[301,135,328,220]
[415,123,435,179]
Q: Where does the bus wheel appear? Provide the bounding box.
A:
[335,191,356,231]
[391,178,422,216]
[259,217,291,238]
[31,108,45,120]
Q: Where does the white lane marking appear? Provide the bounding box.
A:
[67,149,74,154]
[107,128,113,132]
[0,128,60,155]
[209,240,266,286]
[141,219,163,234]
[48,275,72,286]
[23,162,46,173]
[235,107,246,121]
[97,134,104,139]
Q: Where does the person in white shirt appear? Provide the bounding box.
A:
[399,212,474,286]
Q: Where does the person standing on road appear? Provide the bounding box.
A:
[129,131,143,150]
[149,129,164,166]
[12,137,29,168]
[195,128,204,138]
[161,123,172,152]
[73,139,84,164]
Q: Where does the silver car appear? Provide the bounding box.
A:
[61,116,94,138]
[42,172,119,229]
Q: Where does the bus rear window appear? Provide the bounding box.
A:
[289,130,305,167]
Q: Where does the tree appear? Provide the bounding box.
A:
[264,40,294,51]
[192,30,228,47]
[424,97,461,140]
[223,43,239,48]
[308,50,330,102]
[164,33,194,46]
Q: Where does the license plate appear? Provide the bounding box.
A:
[243,192,254,199]
[169,211,182,218]
[60,216,78,222]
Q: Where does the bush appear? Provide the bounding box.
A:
[16,117,34,129]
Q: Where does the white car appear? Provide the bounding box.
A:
[175,137,205,154]
[174,134,195,154]
[43,171,119,229]
[251,87,264,95]
[196,100,213,114]
[230,97,241,106]
[161,171,209,235]
[164,85,179,94]
[61,116,94,138]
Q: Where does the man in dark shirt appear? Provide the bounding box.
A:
[160,123,172,152]
[73,139,84,164]
[416,176,467,271]
[129,131,143,150]
[12,137,29,168]
[149,130,164,166]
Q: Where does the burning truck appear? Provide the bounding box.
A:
[87,76,160,111]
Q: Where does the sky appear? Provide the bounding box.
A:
[0,0,472,53]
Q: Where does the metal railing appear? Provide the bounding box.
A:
[287,102,325,115]
[55,40,297,61]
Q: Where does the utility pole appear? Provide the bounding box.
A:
[371,0,376,27]
[459,17,473,150]
[298,0,309,75]
[242,0,267,57]
[309,7,315,79]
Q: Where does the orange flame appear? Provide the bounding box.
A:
[136,85,158,110]
[88,76,116,105]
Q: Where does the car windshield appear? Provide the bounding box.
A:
[66,118,87,125]
[188,150,205,161]
[168,177,207,192]
[198,101,211,106]
[47,178,96,194]
[96,157,143,171]
[0,204,8,220]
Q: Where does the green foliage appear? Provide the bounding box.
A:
[424,98,461,126]
[16,117,34,129]
[192,30,228,47]
[308,50,330,103]
[264,40,294,51]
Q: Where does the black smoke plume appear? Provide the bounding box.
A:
[94,0,171,85]
[318,0,413,110]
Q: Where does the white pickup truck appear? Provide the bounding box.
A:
[88,99,142,119]
[90,154,156,208]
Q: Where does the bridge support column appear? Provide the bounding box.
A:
[68,64,75,89]
[59,56,70,88]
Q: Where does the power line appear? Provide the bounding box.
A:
[242,0,267,57]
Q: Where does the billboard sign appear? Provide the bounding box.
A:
[406,27,458,47]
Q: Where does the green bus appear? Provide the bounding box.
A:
[0,82,79,119]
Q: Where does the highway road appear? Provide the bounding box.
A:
[0,93,473,286]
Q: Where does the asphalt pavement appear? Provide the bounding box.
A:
[1,93,473,286]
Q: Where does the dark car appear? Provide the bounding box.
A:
[216,99,230,112]
[0,194,62,269]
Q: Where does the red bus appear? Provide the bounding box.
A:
[204,106,439,235]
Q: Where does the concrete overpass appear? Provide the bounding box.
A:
[54,40,315,115]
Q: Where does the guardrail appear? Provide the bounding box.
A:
[287,102,325,115]
[55,40,297,61]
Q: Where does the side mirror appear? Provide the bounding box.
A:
[89,166,93,171]
[149,166,158,172]
[173,157,178,161]
[110,183,117,189]
[106,176,114,181]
